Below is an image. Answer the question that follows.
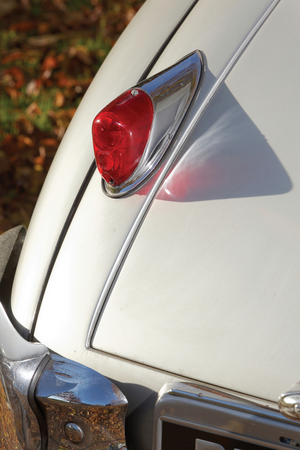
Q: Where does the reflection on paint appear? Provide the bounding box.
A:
[158,104,291,202]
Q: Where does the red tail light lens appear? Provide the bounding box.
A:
[92,89,154,185]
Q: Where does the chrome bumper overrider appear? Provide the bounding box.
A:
[0,227,127,450]
[0,302,49,450]
[0,304,128,450]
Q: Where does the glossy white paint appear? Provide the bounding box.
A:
[11,0,300,447]
[10,0,300,444]
[11,0,197,328]
[85,0,281,347]
[28,0,291,406]
[94,0,300,402]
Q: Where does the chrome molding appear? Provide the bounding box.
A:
[279,382,300,422]
[86,0,281,349]
[103,50,203,197]
[167,385,281,421]
[28,0,200,342]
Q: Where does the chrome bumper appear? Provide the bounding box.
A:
[0,228,127,450]
[153,382,300,450]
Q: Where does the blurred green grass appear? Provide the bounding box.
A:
[0,0,145,233]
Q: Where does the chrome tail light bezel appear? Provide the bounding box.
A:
[101,50,204,198]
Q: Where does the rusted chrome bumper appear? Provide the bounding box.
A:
[0,228,127,450]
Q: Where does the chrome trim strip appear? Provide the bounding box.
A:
[167,388,287,423]
[28,0,200,341]
[86,0,281,348]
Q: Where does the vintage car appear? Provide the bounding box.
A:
[1,0,300,449]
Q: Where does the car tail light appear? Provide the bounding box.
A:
[92,50,203,197]
[92,89,154,185]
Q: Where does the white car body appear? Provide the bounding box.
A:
[9,0,300,448]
